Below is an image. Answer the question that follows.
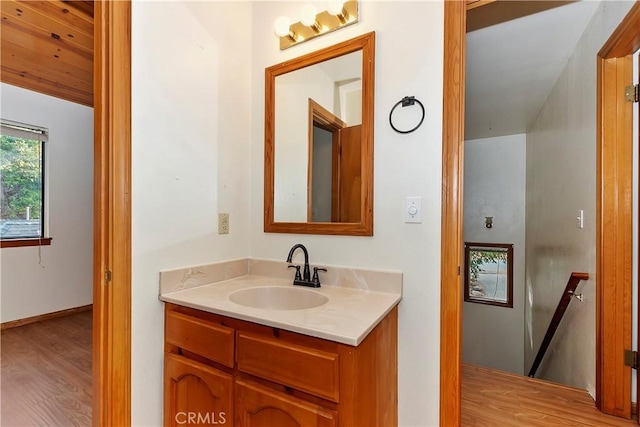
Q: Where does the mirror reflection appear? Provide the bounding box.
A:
[264,31,375,236]
[274,51,362,223]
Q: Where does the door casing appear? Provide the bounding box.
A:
[440,2,640,425]
[93,1,131,425]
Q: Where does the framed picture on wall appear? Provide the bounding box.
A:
[464,242,514,308]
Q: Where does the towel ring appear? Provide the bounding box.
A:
[389,96,425,134]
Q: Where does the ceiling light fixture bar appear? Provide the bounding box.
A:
[274,1,359,50]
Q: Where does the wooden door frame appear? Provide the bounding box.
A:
[440,2,466,425]
[440,2,640,425]
[596,2,640,417]
[93,1,131,426]
[308,98,346,222]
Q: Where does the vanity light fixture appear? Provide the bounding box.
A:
[328,1,349,23]
[301,4,321,33]
[274,16,296,42]
[273,1,359,50]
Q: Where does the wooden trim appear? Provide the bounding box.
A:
[309,99,347,131]
[440,1,466,426]
[93,1,131,426]
[595,2,640,417]
[637,50,640,427]
[466,1,573,33]
[466,0,496,11]
[598,3,640,59]
[596,54,634,418]
[0,304,92,330]
[307,101,314,223]
[0,237,52,248]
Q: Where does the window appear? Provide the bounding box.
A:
[1,121,50,247]
[464,242,513,308]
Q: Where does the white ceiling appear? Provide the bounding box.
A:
[464,0,601,140]
[317,50,362,82]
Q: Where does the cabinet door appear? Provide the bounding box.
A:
[165,353,232,426]
[235,379,336,427]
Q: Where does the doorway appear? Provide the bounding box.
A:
[461,1,598,382]
[0,1,95,424]
[441,1,640,425]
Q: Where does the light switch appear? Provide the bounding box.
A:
[405,197,422,223]
[576,210,584,229]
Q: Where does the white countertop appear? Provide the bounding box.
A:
[160,274,401,346]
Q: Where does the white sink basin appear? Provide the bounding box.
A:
[229,286,328,310]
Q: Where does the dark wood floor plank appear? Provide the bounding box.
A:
[1,310,92,426]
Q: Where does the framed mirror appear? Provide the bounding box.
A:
[264,32,375,236]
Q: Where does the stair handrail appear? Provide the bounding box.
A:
[527,272,589,378]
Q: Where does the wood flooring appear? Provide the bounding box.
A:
[1,310,92,426]
[462,364,637,426]
[1,312,636,427]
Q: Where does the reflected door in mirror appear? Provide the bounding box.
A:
[310,123,361,223]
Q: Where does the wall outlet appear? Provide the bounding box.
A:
[218,213,229,234]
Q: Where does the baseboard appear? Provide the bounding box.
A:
[1,304,92,330]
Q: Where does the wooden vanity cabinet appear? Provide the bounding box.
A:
[164,303,398,427]
[165,353,233,427]
[236,379,337,427]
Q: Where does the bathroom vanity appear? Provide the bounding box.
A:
[160,258,401,427]
[164,303,397,427]
[161,27,392,427]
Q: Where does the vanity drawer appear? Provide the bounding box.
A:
[236,331,339,402]
[165,310,234,368]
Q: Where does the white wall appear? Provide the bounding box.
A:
[525,0,635,396]
[0,83,93,323]
[250,2,444,426]
[131,1,252,425]
[463,134,526,375]
[133,2,443,425]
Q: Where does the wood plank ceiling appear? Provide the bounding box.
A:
[1,1,93,107]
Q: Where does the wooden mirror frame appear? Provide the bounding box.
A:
[264,31,375,236]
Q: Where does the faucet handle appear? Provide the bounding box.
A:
[288,264,302,281]
[312,267,327,286]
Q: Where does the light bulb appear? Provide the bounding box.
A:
[301,4,318,27]
[327,1,345,16]
[273,16,291,37]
